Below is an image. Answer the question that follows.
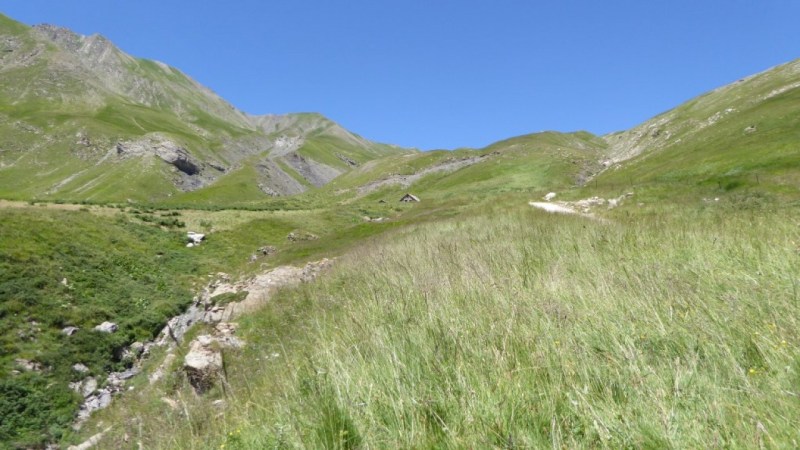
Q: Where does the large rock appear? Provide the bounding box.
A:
[183,335,223,394]
[187,231,205,246]
[73,377,97,398]
[14,358,42,372]
[125,341,144,357]
[62,326,80,336]
[93,321,118,333]
[107,368,139,387]
[286,230,318,242]
[72,363,90,374]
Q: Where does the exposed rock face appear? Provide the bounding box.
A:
[284,151,342,187]
[115,134,208,189]
[69,259,335,428]
[183,335,224,394]
[184,324,245,394]
[69,377,97,398]
[256,159,308,196]
[218,259,333,321]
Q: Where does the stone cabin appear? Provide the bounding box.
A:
[400,193,420,202]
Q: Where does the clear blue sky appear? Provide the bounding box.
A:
[3,1,799,150]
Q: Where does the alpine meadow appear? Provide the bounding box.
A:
[1,10,799,450]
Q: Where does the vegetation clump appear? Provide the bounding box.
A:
[0,209,197,446]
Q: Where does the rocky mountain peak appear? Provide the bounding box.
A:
[31,23,82,49]
[0,13,410,202]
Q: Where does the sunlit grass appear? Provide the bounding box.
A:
[94,199,800,448]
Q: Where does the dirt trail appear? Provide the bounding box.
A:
[528,202,580,215]
[529,192,633,220]
[216,259,333,320]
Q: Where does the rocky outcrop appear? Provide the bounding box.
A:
[69,259,334,428]
[186,231,205,247]
[287,230,319,242]
[284,151,342,187]
[184,324,244,394]
[72,363,90,374]
[255,159,308,196]
[336,153,359,167]
[183,335,224,394]
[71,366,141,426]
[115,134,204,174]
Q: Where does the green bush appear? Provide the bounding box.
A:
[0,374,78,447]
[0,208,199,445]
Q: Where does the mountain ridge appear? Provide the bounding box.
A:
[0,13,412,202]
[2,12,799,206]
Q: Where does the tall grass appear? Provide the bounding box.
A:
[98,202,800,448]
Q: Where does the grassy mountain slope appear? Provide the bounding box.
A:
[0,14,409,203]
[323,131,606,204]
[598,58,800,200]
[0,207,199,447]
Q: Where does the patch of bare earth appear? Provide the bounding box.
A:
[529,192,633,220]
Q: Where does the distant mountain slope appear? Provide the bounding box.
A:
[599,58,800,194]
[322,130,607,204]
[0,14,410,202]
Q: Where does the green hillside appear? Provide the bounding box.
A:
[0,14,409,203]
[596,59,800,202]
[2,10,800,448]
[321,131,606,206]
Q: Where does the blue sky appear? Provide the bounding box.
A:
[2,1,799,149]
